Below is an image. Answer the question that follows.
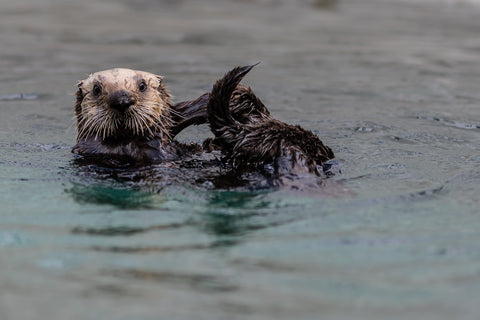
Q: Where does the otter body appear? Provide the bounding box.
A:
[73,66,336,188]
[207,65,335,176]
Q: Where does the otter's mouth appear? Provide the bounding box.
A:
[77,105,168,142]
[105,109,165,140]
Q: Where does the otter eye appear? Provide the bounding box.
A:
[92,84,102,97]
[138,80,147,92]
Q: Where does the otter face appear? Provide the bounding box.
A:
[75,68,172,142]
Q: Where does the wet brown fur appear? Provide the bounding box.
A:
[207,65,335,175]
[73,66,335,180]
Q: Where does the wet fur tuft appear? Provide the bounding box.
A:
[207,64,335,175]
[207,64,258,138]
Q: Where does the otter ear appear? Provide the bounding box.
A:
[155,75,171,102]
[155,75,164,88]
[74,81,84,118]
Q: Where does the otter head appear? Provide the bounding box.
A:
[75,68,172,143]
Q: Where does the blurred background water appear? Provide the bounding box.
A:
[1,0,480,319]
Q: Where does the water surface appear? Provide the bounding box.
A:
[1,0,480,319]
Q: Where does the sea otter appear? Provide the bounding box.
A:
[206,64,335,176]
[72,66,336,186]
[73,68,208,165]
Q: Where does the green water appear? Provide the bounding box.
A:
[1,0,480,319]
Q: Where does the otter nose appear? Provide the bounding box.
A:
[108,90,135,112]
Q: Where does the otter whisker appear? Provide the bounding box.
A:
[103,115,116,140]
[136,112,155,137]
[133,114,142,136]
[78,113,99,140]
[125,113,134,135]
[167,107,184,118]
[101,121,108,140]
[112,116,122,137]
[90,111,111,141]
[136,110,149,136]
[128,109,146,137]
[91,113,106,140]
[132,107,152,130]
[142,111,170,138]
[128,115,137,136]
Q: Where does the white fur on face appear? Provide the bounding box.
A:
[76,68,172,141]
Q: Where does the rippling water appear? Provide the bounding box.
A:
[1,0,480,319]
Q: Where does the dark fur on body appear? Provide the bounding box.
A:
[207,65,335,175]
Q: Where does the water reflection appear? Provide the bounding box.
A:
[72,221,192,236]
[68,181,300,255]
[68,182,156,209]
[207,191,271,209]
[201,191,300,248]
[203,192,271,246]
